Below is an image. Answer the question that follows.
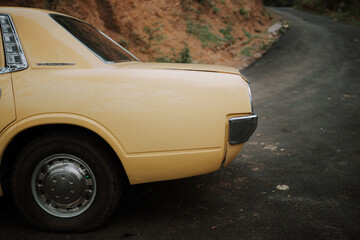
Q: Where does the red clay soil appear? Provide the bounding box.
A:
[0,0,279,69]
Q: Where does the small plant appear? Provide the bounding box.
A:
[186,19,225,47]
[266,11,273,20]
[240,46,255,57]
[141,22,166,61]
[222,15,231,24]
[212,7,220,14]
[260,41,270,51]
[219,23,234,43]
[241,29,252,45]
[181,0,194,11]
[243,29,252,39]
[156,55,172,63]
[156,44,192,63]
[239,7,251,19]
[196,0,220,14]
[177,44,192,63]
[118,39,129,49]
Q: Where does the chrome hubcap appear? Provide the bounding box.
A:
[31,154,96,218]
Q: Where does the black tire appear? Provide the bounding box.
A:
[11,130,121,232]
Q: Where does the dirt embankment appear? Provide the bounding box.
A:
[1,0,280,68]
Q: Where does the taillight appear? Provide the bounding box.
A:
[0,14,27,71]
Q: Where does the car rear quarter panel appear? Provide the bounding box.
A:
[8,66,251,183]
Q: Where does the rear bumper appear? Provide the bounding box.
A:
[228,114,258,145]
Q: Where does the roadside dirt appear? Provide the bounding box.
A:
[1,0,282,68]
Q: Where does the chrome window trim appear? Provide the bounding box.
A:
[247,83,254,113]
[238,69,254,113]
[97,29,140,62]
[0,13,28,74]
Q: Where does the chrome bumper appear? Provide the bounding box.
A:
[229,114,258,145]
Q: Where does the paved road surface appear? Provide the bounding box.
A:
[0,8,359,240]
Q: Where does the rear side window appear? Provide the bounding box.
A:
[50,14,138,63]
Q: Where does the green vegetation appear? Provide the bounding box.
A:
[240,46,255,57]
[265,10,273,20]
[239,7,251,19]
[186,19,224,47]
[118,39,129,49]
[186,19,234,47]
[178,44,192,63]
[265,0,360,25]
[327,11,360,25]
[156,44,192,63]
[294,0,360,25]
[260,41,270,51]
[219,23,234,43]
[242,29,259,45]
[141,22,166,61]
[243,30,252,39]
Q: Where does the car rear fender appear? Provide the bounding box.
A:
[0,113,128,196]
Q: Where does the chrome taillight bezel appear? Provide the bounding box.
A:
[0,13,28,73]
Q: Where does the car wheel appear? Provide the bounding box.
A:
[11,130,121,232]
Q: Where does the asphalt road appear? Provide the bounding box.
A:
[0,8,359,240]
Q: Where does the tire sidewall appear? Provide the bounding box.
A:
[12,133,120,231]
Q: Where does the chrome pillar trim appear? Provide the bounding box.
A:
[247,83,254,113]
[49,13,139,64]
[229,114,258,145]
[0,14,28,73]
[238,70,254,112]
[97,28,140,62]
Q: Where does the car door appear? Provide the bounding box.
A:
[0,27,16,133]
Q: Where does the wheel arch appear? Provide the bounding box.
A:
[0,113,129,196]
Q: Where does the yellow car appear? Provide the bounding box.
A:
[0,7,257,231]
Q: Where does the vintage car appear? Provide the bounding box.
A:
[0,7,257,231]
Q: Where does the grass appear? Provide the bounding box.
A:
[241,29,259,45]
[186,17,235,47]
[156,44,192,63]
[186,19,225,47]
[141,22,166,61]
[219,23,234,43]
[239,7,251,19]
[240,46,255,57]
